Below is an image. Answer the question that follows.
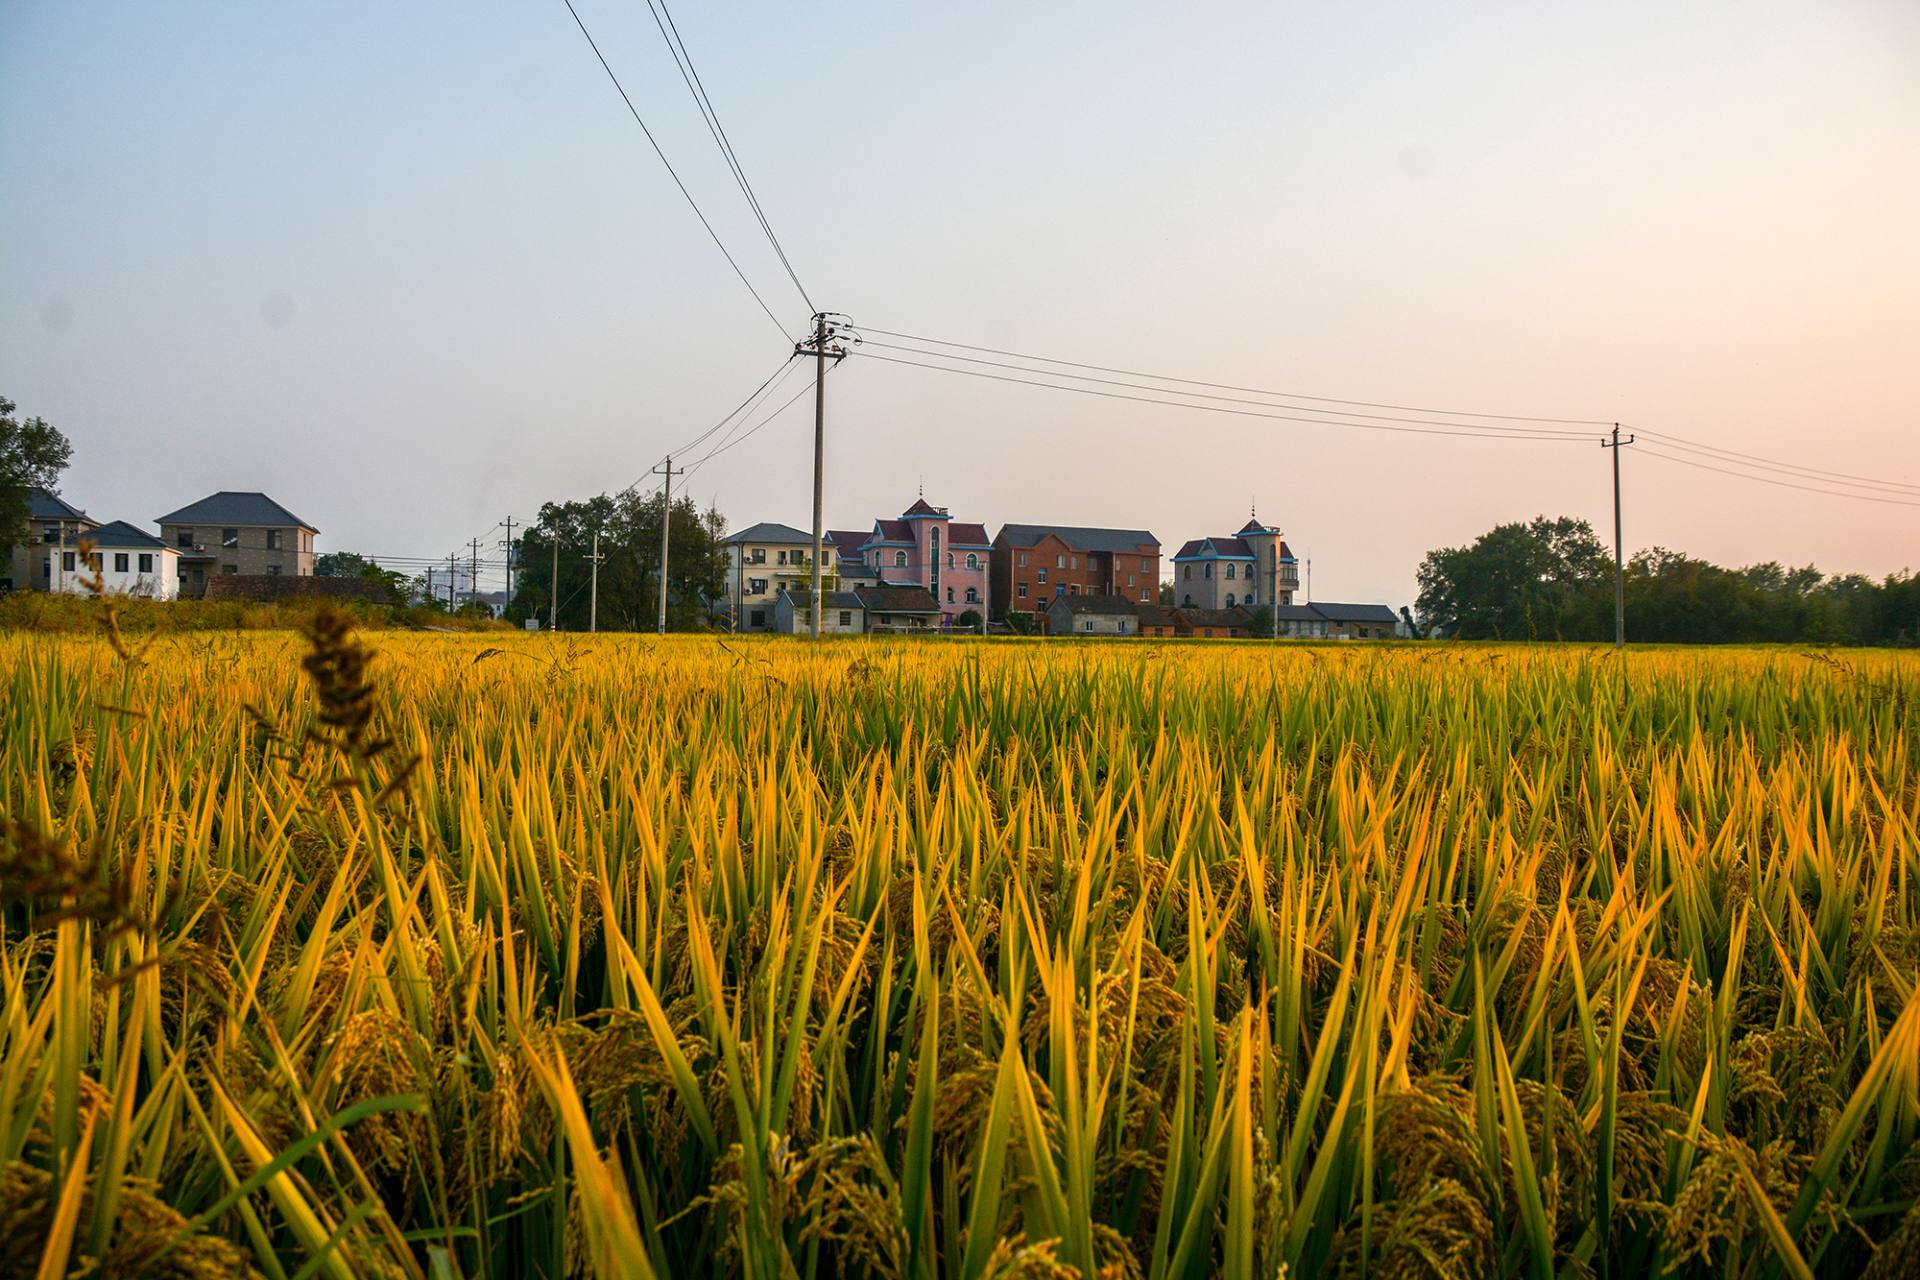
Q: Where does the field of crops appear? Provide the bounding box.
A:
[1,621,1916,1279]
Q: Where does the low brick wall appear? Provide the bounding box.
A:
[204,575,393,603]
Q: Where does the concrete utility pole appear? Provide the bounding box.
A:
[588,531,604,633]
[499,516,517,602]
[652,457,684,635]
[795,313,850,640]
[469,538,481,612]
[446,553,456,611]
[548,526,560,631]
[1603,423,1636,648]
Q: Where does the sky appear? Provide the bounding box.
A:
[3,1,1917,608]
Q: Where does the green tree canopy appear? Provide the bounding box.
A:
[511,489,726,631]
[1,396,74,551]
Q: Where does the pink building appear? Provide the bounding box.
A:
[830,497,991,625]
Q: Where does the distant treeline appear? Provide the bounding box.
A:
[1416,516,1920,644]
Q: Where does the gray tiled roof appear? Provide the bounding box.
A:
[854,585,941,613]
[722,521,813,545]
[87,520,165,549]
[26,488,90,522]
[781,589,864,609]
[1309,602,1400,624]
[994,524,1159,554]
[1048,594,1142,615]
[155,491,316,532]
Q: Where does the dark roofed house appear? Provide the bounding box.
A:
[774,588,866,635]
[843,498,991,621]
[1171,513,1296,612]
[991,523,1161,626]
[1135,603,1180,637]
[722,521,819,630]
[1172,607,1256,639]
[156,491,317,596]
[6,488,99,594]
[1304,602,1401,639]
[854,584,942,631]
[1046,594,1143,636]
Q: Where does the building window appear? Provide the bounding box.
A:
[1226,564,1236,580]
[1246,590,1255,604]
[1018,552,1029,568]
[267,564,282,576]
[1056,554,1065,568]
[894,550,907,567]
[965,586,978,603]
[965,552,978,569]
[1017,583,1028,599]
[777,550,788,565]
[839,610,853,627]
[266,529,281,550]
[176,529,194,548]
[1226,593,1235,607]
[1082,620,1093,632]
[222,564,238,575]
[1128,574,1136,587]
[1141,557,1150,572]
[41,523,58,543]
[138,554,153,572]
[750,609,766,627]
[946,587,954,602]
[1037,567,1047,583]
[222,528,239,548]
[1204,563,1213,579]
[1055,584,1064,596]
[1141,591,1151,602]
[1069,583,1080,595]
[1070,556,1079,570]
[1183,594,1193,607]
[947,552,954,568]
[62,552,76,572]
[113,553,129,572]
[1183,565,1191,580]
[751,548,766,564]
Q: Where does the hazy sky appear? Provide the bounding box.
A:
[4,1,1916,607]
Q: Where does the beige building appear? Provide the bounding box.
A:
[723,521,823,631]
[155,491,317,598]
[1171,515,1299,611]
[4,489,98,594]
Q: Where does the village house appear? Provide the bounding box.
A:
[155,491,317,598]
[50,521,181,600]
[773,588,866,635]
[854,585,942,632]
[4,489,98,594]
[1173,607,1257,639]
[834,498,991,626]
[1171,514,1298,612]
[1047,594,1142,636]
[721,521,818,631]
[990,523,1160,627]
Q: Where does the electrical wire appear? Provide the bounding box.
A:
[1631,428,1920,496]
[856,325,1613,426]
[644,0,814,314]
[1634,447,1920,508]
[683,373,820,478]
[858,338,1596,438]
[849,350,1599,443]
[559,0,795,341]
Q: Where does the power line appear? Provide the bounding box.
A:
[613,353,800,499]
[683,372,819,478]
[644,0,814,314]
[856,324,1612,426]
[558,0,794,341]
[849,349,1598,443]
[1635,447,1920,508]
[1631,427,1920,496]
[857,338,1596,437]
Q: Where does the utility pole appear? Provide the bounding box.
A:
[795,313,850,640]
[499,516,517,602]
[469,538,481,614]
[652,457,684,635]
[1603,423,1636,648]
[587,530,604,633]
[547,525,561,631]
[446,553,456,612]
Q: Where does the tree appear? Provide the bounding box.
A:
[1416,516,1609,639]
[315,551,410,602]
[1,396,74,552]
[510,490,727,631]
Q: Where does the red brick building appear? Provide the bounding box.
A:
[991,524,1160,628]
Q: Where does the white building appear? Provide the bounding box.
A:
[54,521,181,600]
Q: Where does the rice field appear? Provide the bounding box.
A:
[1,620,1917,1279]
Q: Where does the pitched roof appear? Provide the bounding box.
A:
[1173,535,1255,560]
[155,491,317,532]
[781,589,864,609]
[26,488,91,522]
[948,522,991,548]
[1049,594,1141,616]
[828,530,869,560]
[1134,604,1180,628]
[901,497,943,518]
[854,585,941,613]
[871,519,914,544]
[1237,517,1272,535]
[1175,607,1255,629]
[994,523,1159,554]
[1310,602,1400,624]
[87,520,165,549]
[722,521,813,545]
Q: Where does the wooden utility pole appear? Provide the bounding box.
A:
[652,457,684,634]
[1603,424,1636,648]
[795,313,850,639]
[588,531,604,633]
